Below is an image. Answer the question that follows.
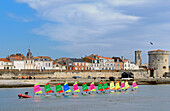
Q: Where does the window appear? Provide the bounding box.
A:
[117,64,119,67]
[152,60,154,62]
[111,64,113,66]
[79,67,80,70]
[165,59,167,62]
[49,63,50,67]
[82,67,84,70]
[75,63,77,65]
[26,61,27,63]
[107,64,109,66]
[163,66,166,69]
[112,67,114,70]
[75,67,78,70]
[158,59,160,61]
[31,61,33,64]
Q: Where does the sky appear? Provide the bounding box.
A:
[1,0,170,63]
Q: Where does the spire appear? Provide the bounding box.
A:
[27,48,33,59]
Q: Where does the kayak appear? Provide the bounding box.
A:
[18,93,32,98]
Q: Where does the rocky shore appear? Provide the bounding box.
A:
[0,78,170,88]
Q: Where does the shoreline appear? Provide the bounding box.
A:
[0,78,170,88]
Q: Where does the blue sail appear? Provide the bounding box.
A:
[64,82,71,92]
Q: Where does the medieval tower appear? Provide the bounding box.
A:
[135,50,142,66]
[148,49,169,77]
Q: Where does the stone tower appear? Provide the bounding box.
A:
[27,48,33,59]
[135,50,142,66]
[148,49,169,77]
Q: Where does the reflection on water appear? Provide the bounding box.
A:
[0,85,170,111]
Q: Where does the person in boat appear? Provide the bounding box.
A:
[25,92,28,95]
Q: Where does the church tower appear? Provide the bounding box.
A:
[27,48,33,59]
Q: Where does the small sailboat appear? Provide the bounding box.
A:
[103,81,109,93]
[90,82,96,93]
[44,83,53,96]
[34,82,43,97]
[132,81,138,91]
[82,82,89,95]
[115,81,121,92]
[73,82,80,95]
[56,82,64,96]
[110,81,115,93]
[63,82,72,96]
[125,81,130,91]
[97,82,104,93]
[121,81,125,91]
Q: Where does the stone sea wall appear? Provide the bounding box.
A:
[0,69,150,79]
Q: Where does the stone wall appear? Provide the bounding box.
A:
[0,69,150,79]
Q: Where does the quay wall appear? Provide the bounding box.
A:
[0,69,150,79]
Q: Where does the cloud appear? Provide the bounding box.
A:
[16,0,163,62]
[7,13,31,22]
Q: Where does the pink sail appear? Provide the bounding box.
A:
[73,84,79,91]
[133,81,138,88]
[121,82,125,89]
[90,84,95,90]
[34,85,41,93]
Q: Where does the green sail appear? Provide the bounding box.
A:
[45,83,53,93]
[56,83,63,93]
[82,82,89,92]
[104,82,109,90]
[98,82,104,91]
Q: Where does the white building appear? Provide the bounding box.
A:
[24,59,35,69]
[0,58,13,69]
[13,60,25,70]
[34,56,53,70]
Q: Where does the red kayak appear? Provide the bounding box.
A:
[18,93,32,98]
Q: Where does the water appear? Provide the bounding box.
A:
[0,85,170,111]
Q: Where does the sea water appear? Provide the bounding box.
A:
[0,85,170,111]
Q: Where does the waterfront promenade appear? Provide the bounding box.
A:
[1,78,170,88]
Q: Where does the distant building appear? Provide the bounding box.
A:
[123,59,131,70]
[90,55,115,70]
[0,58,13,69]
[34,56,53,70]
[26,48,33,59]
[53,58,67,70]
[66,58,85,70]
[82,56,100,70]
[148,49,169,77]
[112,57,124,70]
[7,54,25,70]
[24,58,35,69]
[135,50,142,66]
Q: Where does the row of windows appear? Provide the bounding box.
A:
[25,61,33,64]
[0,62,9,65]
[152,59,167,62]
[74,63,85,66]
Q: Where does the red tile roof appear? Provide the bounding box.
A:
[98,56,112,59]
[0,58,11,62]
[9,57,23,60]
[86,57,98,60]
[151,49,166,52]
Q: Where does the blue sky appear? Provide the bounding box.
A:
[1,0,170,63]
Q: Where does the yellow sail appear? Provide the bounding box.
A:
[115,81,120,90]
[125,81,130,89]
[110,81,115,90]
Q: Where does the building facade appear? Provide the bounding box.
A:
[135,50,142,66]
[148,49,169,77]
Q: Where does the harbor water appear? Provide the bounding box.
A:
[0,85,170,111]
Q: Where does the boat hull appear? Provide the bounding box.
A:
[18,94,32,98]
